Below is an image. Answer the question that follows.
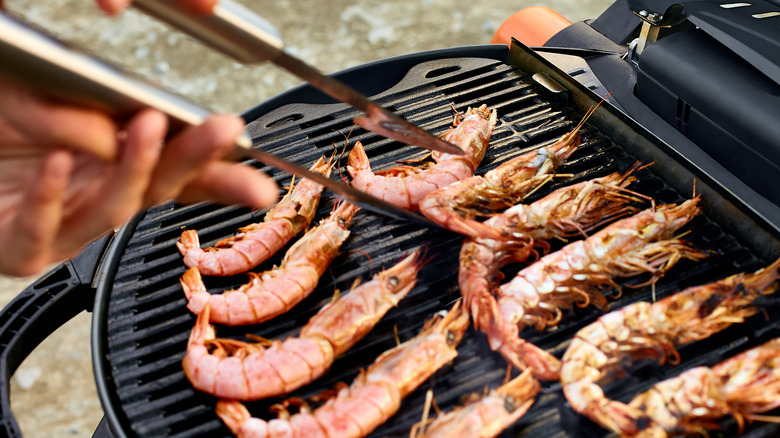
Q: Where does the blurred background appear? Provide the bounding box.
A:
[1,0,613,436]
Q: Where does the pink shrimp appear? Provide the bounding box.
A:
[476,199,709,380]
[177,156,333,276]
[629,337,780,437]
[410,369,541,438]
[180,201,359,325]
[560,257,780,436]
[347,105,496,211]
[182,249,428,400]
[215,301,470,438]
[419,102,603,237]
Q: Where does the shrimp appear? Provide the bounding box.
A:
[459,164,646,326]
[215,301,470,438]
[347,105,496,211]
[410,369,541,438]
[419,102,603,237]
[476,199,709,380]
[560,257,780,436]
[629,337,780,438]
[182,249,428,400]
[180,201,359,325]
[177,156,333,276]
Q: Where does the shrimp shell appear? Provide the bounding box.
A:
[419,101,604,237]
[177,156,333,276]
[629,337,780,437]
[560,257,780,436]
[410,369,541,438]
[477,199,708,380]
[182,248,428,400]
[215,301,470,438]
[347,105,496,211]
[460,165,645,330]
[181,201,359,325]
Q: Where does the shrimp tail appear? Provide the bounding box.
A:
[177,229,200,253]
[347,141,370,174]
[216,400,257,436]
[475,289,561,380]
[497,334,562,381]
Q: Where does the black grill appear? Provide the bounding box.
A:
[93,48,780,437]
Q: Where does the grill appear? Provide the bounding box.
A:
[1,40,778,438]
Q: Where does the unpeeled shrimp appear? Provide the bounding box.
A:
[629,337,780,438]
[476,199,709,380]
[177,156,333,276]
[560,257,780,436]
[180,201,359,325]
[419,102,603,237]
[410,369,541,438]
[459,164,646,325]
[215,301,470,438]
[347,105,496,211]
[182,249,428,400]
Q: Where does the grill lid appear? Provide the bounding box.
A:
[92,44,780,438]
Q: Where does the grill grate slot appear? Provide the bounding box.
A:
[100,55,780,438]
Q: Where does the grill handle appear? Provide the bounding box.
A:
[0,234,112,437]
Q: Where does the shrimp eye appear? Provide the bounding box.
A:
[504,396,515,412]
[446,330,456,345]
[388,276,399,287]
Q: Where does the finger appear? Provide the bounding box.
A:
[95,0,131,14]
[0,150,72,277]
[143,114,243,205]
[56,109,166,255]
[175,161,279,207]
[0,81,118,161]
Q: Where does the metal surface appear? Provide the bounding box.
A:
[131,0,464,156]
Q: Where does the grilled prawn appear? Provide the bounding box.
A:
[629,337,780,438]
[410,369,541,438]
[419,103,602,237]
[459,164,646,324]
[477,199,708,380]
[216,301,470,438]
[177,156,333,276]
[182,249,428,400]
[181,201,359,325]
[560,258,780,436]
[347,105,496,211]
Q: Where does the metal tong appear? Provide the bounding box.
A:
[0,3,450,227]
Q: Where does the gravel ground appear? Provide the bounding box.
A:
[0,0,614,436]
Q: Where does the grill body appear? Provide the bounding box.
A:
[90,44,780,438]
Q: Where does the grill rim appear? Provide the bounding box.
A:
[91,43,780,438]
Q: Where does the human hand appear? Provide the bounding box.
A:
[0,79,278,277]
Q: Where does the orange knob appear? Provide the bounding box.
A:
[491,6,572,47]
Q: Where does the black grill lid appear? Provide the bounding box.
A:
[92,45,780,438]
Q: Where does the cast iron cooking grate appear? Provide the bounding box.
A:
[100,55,779,437]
